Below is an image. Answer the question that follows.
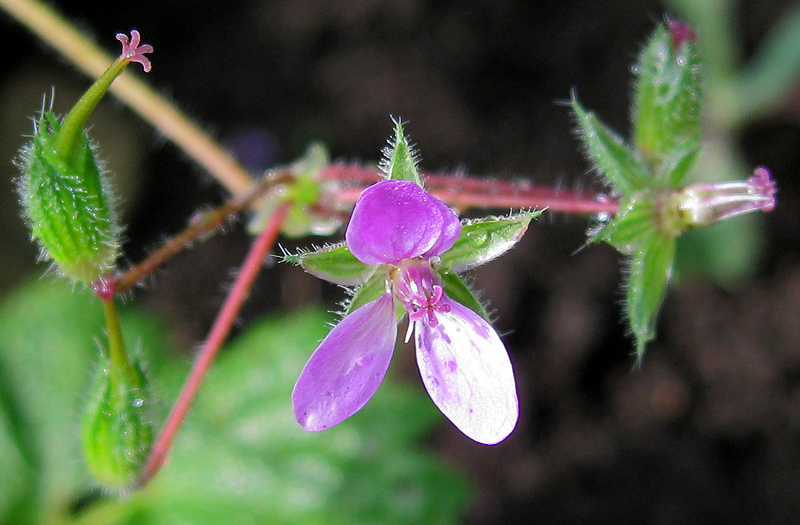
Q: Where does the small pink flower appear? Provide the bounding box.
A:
[292,180,518,444]
[674,166,777,227]
[116,30,153,72]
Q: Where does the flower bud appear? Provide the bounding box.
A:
[81,347,152,490]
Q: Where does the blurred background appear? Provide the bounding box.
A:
[1,0,800,523]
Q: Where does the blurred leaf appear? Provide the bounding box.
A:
[734,2,800,123]
[135,309,469,524]
[0,278,468,524]
[0,278,166,524]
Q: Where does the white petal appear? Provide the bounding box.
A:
[415,299,518,444]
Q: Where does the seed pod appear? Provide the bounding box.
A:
[18,112,120,283]
[81,347,152,490]
[16,30,152,284]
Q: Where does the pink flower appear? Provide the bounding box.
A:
[292,181,518,444]
[116,30,153,72]
[674,166,777,227]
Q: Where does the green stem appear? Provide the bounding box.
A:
[101,297,128,377]
[0,0,254,195]
[54,56,128,162]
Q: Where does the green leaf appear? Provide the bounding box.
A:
[0,279,469,524]
[625,233,676,361]
[571,96,652,197]
[440,272,490,322]
[733,2,800,123]
[380,121,422,186]
[288,243,376,286]
[0,385,32,523]
[632,23,702,173]
[439,212,539,273]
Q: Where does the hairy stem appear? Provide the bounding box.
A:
[115,171,291,294]
[136,201,290,488]
[101,296,128,375]
[322,163,620,215]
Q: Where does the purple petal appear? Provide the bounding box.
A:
[421,197,462,259]
[415,298,518,444]
[346,180,461,265]
[292,293,397,431]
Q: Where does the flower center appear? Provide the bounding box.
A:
[391,259,451,328]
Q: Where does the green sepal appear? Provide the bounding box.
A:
[440,272,491,322]
[438,211,540,273]
[571,96,652,197]
[593,193,658,254]
[344,270,390,316]
[18,112,120,283]
[632,23,702,173]
[286,243,376,286]
[381,121,422,187]
[81,346,152,490]
[625,232,676,362]
[659,142,701,188]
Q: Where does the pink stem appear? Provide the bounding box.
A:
[137,201,291,488]
[321,163,620,215]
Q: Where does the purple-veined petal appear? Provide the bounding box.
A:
[346,180,461,265]
[415,297,518,444]
[292,293,397,431]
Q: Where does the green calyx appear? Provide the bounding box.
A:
[571,20,703,360]
[81,346,152,490]
[19,112,120,283]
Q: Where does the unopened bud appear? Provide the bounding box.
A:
[81,348,152,489]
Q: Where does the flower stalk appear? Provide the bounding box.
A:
[137,201,290,488]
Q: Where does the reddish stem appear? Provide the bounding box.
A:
[136,201,290,488]
[321,163,620,215]
[115,171,291,295]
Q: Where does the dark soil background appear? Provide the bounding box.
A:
[2,1,800,523]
